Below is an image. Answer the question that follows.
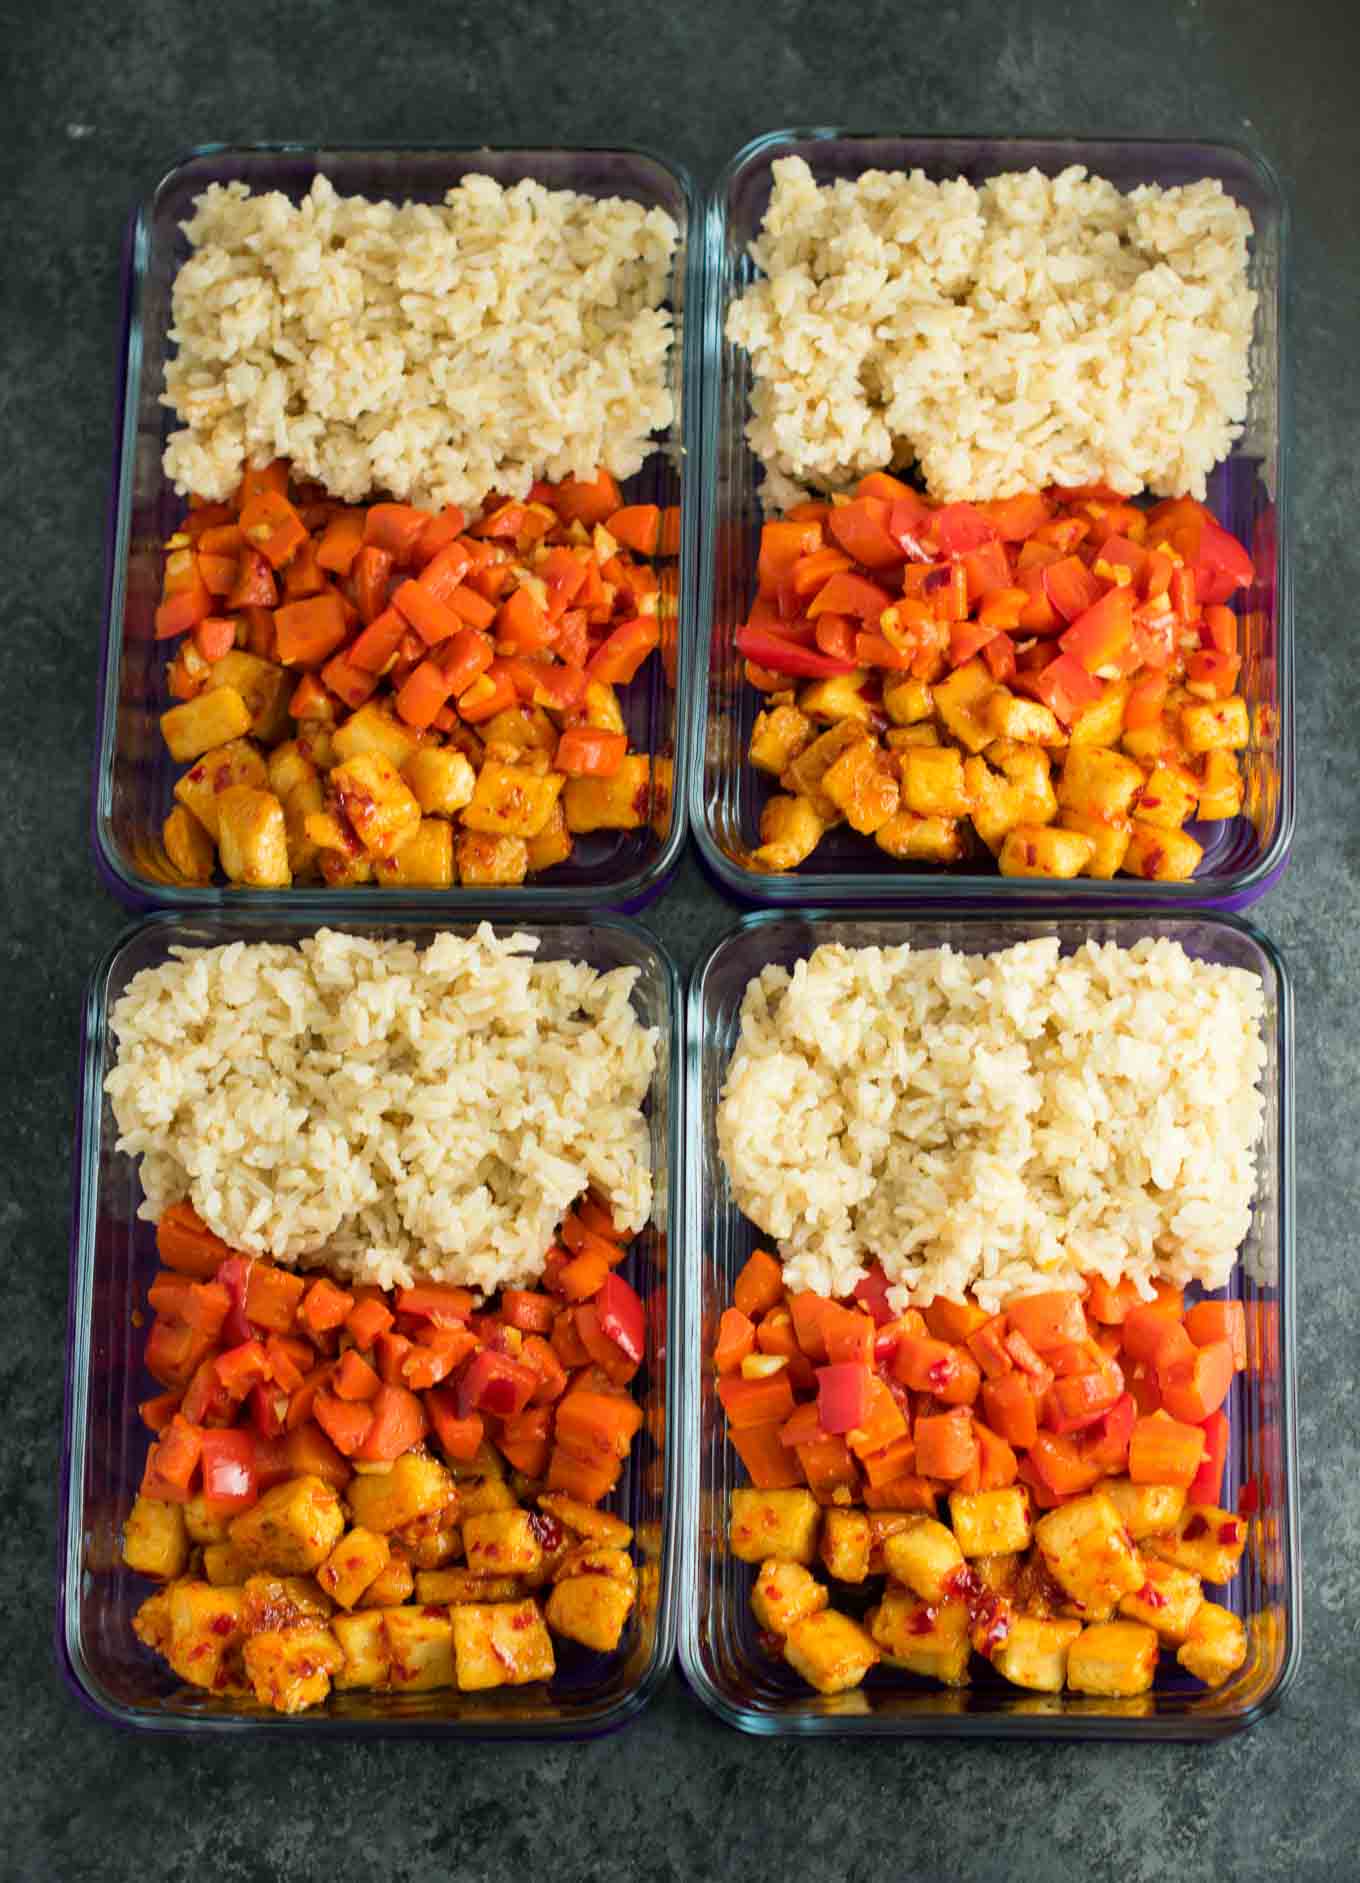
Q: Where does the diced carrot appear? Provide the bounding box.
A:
[1027,1431,1102,1497]
[393,577,462,648]
[243,1263,305,1334]
[263,1334,310,1396]
[1158,1339,1235,1423]
[923,1297,990,1344]
[312,1388,375,1458]
[363,503,431,563]
[333,1348,382,1403]
[1086,1276,1145,1325]
[980,1372,1039,1450]
[425,1387,485,1462]
[966,1314,1013,1381]
[862,1474,939,1513]
[551,469,623,527]
[1121,1303,1187,1366]
[239,490,308,570]
[716,1371,795,1431]
[795,1434,858,1501]
[299,1276,355,1338]
[147,1272,230,1338]
[777,1401,825,1449]
[140,1413,204,1502]
[555,1248,612,1303]
[546,1443,618,1505]
[973,1421,1018,1489]
[499,1405,554,1478]
[575,1303,641,1388]
[315,509,366,576]
[354,1382,429,1462]
[1005,1291,1087,1353]
[560,1211,627,1269]
[446,583,498,629]
[284,1363,331,1432]
[914,1408,979,1481]
[733,1250,784,1320]
[788,1291,833,1362]
[550,1307,592,1372]
[155,1202,230,1280]
[1151,1323,1197,1383]
[730,1420,805,1489]
[283,1419,352,1491]
[1128,1413,1205,1487]
[821,1302,876,1367]
[214,1339,271,1401]
[403,1324,479,1392]
[501,1290,557,1335]
[714,1307,757,1375]
[893,1333,980,1406]
[846,1377,909,1459]
[556,1387,643,1461]
[860,1433,917,1488]
[374,1332,414,1389]
[1183,1299,1248,1371]
[1127,1361,1162,1417]
[606,505,661,557]
[235,459,289,508]
[274,591,349,667]
[396,1283,475,1326]
[345,1295,395,1351]
[520,1334,570,1405]
[575,1192,627,1244]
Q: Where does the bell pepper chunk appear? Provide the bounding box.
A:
[596,1272,646,1366]
[199,1427,259,1511]
[815,1361,875,1435]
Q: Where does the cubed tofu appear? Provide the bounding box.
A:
[165,1581,247,1691]
[1033,1494,1144,1617]
[481,705,558,753]
[750,793,826,872]
[331,702,421,770]
[988,739,1059,823]
[973,1552,1022,1598]
[1181,695,1249,754]
[750,1558,829,1634]
[132,1587,174,1659]
[580,681,625,735]
[216,786,291,887]
[749,703,815,774]
[822,738,900,834]
[985,690,1063,746]
[783,1608,880,1694]
[417,1569,523,1603]
[1122,714,1188,769]
[283,776,325,878]
[1066,1620,1159,1696]
[332,1608,391,1689]
[295,724,335,770]
[562,753,651,832]
[875,810,967,863]
[1067,680,1130,748]
[317,1527,391,1609]
[173,737,269,840]
[1145,1506,1248,1585]
[728,1489,821,1565]
[949,1488,1033,1559]
[1176,1600,1247,1687]
[881,1516,965,1602]
[932,660,995,753]
[869,1590,970,1685]
[884,723,940,750]
[455,1478,517,1520]
[455,831,529,885]
[373,817,454,886]
[1058,810,1132,879]
[991,1615,1082,1693]
[122,1495,189,1580]
[1101,1479,1187,1542]
[1118,1558,1204,1643]
[266,740,318,802]
[162,805,215,885]
[549,1544,636,1590]
[161,686,254,762]
[964,756,1025,853]
[1057,744,1146,820]
[525,800,574,873]
[1135,763,1200,831]
[537,1493,633,1549]
[243,1624,344,1713]
[241,1574,334,1632]
[820,1509,872,1584]
[385,1604,456,1692]
[330,751,423,860]
[901,743,972,818]
[389,1511,460,1572]
[1197,748,1244,821]
[1123,820,1203,882]
[401,745,477,817]
[346,1455,454,1536]
[202,1542,249,1586]
[781,720,867,822]
[462,1509,544,1578]
[451,1600,555,1690]
[462,758,564,839]
[546,1575,636,1652]
[307,811,374,886]
[998,824,1094,879]
[228,1475,346,1575]
[882,675,934,727]
[650,754,675,840]
[209,651,291,744]
[355,1553,416,1609]
[797,670,873,725]
[183,1495,233,1547]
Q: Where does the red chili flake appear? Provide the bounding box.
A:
[1218,1521,1241,1546]
[1184,1514,1210,1541]
[528,1511,564,1552]
[422,1605,445,1619]
[511,1610,531,1631]
[1137,1581,1168,1610]
[909,1605,937,1636]
[211,1614,235,1636]
[926,1359,953,1391]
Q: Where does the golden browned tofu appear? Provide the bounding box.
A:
[332,1609,391,1690]
[228,1475,346,1575]
[1181,695,1249,754]
[283,776,325,879]
[797,670,873,725]
[984,690,1063,746]
[373,817,454,887]
[355,1553,416,1609]
[347,1455,454,1536]
[749,703,815,775]
[1066,1620,1159,1695]
[580,680,625,734]
[901,743,972,818]
[122,1496,190,1580]
[462,758,564,839]
[161,686,253,762]
[202,1542,249,1586]
[462,1509,544,1579]
[750,1558,830,1634]
[820,1509,872,1584]
[330,751,423,860]
[1100,1478,1187,1542]
[209,651,291,744]
[551,1544,636,1589]
[869,1590,969,1685]
[240,1574,334,1632]
[783,1608,880,1694]
[317,1527,391,1610]
[481,704,559,752]
[1122,713,1188,769]
[331,702,422,769]
[164,1581,247,1691]
[750,793,826,872]
[1033,1494,1144,1618]
[882,674,934,727]
[537,1494,632,1550]
[822,738,900,834]
[949,1488,1033,1559]
[1059,810,1132,879]
[884,722,940,750]
[881,1516,965,1602]
[525,800,574,873]
[216,786,291,887]
[998,824,1094,879]
[1135,763,1200,831]
[988,739,1059,821]
[1067,679,1129,748]
[266,739,318,802]
[729,1489,821,1565]
[932,659,995,752]
[173,737,268,840]
[874,810,967,863]
[162,805,215,885]
[455,831,529,885]
[416,1568,524,1604]
[991,1616,1082,1693]
[1057,743,1145,822]
[546,1574,636,1652]
[1123,820,1203,882]
[243,1624,344,1713]
[782,720,868,822]
[132,1587,174,1659]
[402,745,477,817]
[964,756,1025,853]
[1176,1601,1247,1687]
[1145,1506,1248,1585]
[1118,1559,1204,1643]
[562,753,651,832]
[385,1605,456,1692]
[1197,748,1243,820]
[451,1600,556,1690]
[392,1510,461,1572]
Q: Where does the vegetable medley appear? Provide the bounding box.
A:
[738,478,1256,880]
[123,1198,654,1712]
[715,1253,1252,1700]
[153,463,678,888]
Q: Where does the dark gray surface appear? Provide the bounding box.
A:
[2,1,1355,1877]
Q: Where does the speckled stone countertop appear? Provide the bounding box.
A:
[3,1,1357,1877]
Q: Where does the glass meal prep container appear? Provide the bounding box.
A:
[681,908,1298,1738]
[689,132,1292,909]
[60,911,682,1736]
[94,143,702,914]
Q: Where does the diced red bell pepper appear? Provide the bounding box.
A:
[1034,652,1104,726]
[851,1264,894,1327]
[457,1348,538,1420]
[1190,1409,1231,1504]
[199,1427,258,1511]
[827,497,906,570]
[586,616,660,685]
[214,1338,271,1402]
[1043,555,1104,623]
[1080,1391,1137,1473]
[929,502,998,556]
[815,1361,875,1435]
[247,1381,290,1440]
[396,1283,475,1327]
[596,1272,646,1365]
[352,1381,429,1462]
[734,623,854,678]
[1059,584,1134,672]
[215,1256,256,1348]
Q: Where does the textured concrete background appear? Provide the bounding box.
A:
[2,0,1356,1877]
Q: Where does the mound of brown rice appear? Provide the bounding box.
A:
[716,937,1266,1313]
[727,158,1255,507]
[161,173,679,511]
[105,926,656,1294]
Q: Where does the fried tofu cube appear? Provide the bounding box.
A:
[401,745,477,817]
[165,1581,246,1690]
[728,1489,821,1565]
[417,1569,523,1604]
[820,1509,872,1584]
[347,1455,454,1536]
[455,1480,517,1521]
[884,722,940,750]
[964,756,1025,852]
[173,737,268,840]
[797,670,873,725]
[332,1609,391,1689]
[331,702,421,769]
[1101,1478,1187,1542]
[1057,744,1146,820]
[183,1495,233,1547]
[317,1527,391,1610]
[901,743,972,818]
[1145,1506,1248,1584]
[537,1493,632,1549]
[989,739,1059,820]
[985,690,1064,746]
[783,1609,880,1694]
[822,738,900,833]
[525,800,574,873]
[882,675,934,726]
[463,1509,543,1579]
[1033,1494,1143,1617]
[228,1475,346,1575]
[1067,679,1130,748]
[1181,695,1249,754]
[1176,1601,1247,1687]
[750,1558,829,1634]
[391,1510,461,1572]
[243,1624,344,1713]
[1198,748,1243,821]
[1066,1620,1159,1696]
[385,1604,456,1692]
[481,704,558,752]
[546,1575,636,1652]
[239,1574,334,1632]
[122,1495,189,1580]
[782,720,868,822]
[451,1600,555,1690]
[1118,1558,1205,1643]
[216,786,291,887]
[750,703,815,774]
[1135,763,1200,830]
[563,753,651,831]
[933,659,995,753]
[328,751,422,859]
[202,1542,249,1586]
[455,831,529,884]
[1059,810,1132,879]
[356,1552,416,1609]
[462,758,564,839]
[161,686,254,762]
[949,1488,1032,1558]
[373,817,454,886]
[162,805,215,885]
[132,1587,174,1659]
[580,680,626,734]
[881,1516,965,1602]
[750,793,825,872]
[1123,820,1203,881]
[266,739,318,802]
[998,824,1094,879]
[991,1615,1082,1693]
[874,810,966,863]
[973,1551,1022,1598]
[869,1590,970,1685]
[210,651,291,744]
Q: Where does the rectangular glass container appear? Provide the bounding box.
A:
[690,132,1292,908]
[94,143,701,913]
[681,908,1298,1737]
[60,912,682,1736]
